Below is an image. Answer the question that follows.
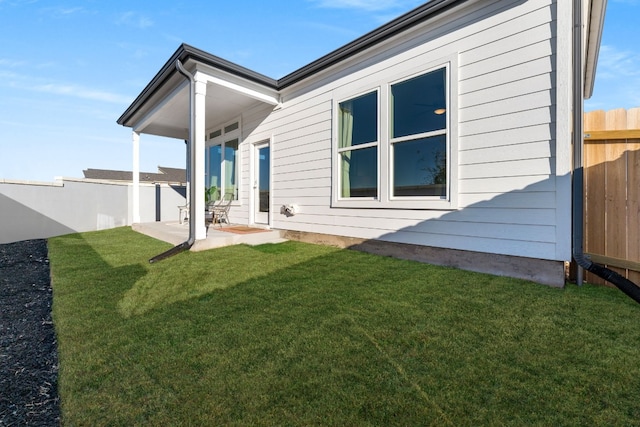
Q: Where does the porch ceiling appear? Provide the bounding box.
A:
[119,47,280,140]
[135,80,267,140]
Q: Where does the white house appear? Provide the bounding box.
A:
[118,0,607,287]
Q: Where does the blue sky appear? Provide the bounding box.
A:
[0,0,638,182]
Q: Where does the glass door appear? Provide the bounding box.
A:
[254,142,270,224]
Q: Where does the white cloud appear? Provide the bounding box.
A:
[59,6,82,14]
[587,44,640,110]
[116,42,152,61]
[0,58,27,67]
[117,11,153,29]
[31,83,131,104]
[38,5,89,18]
[302,21,361,38]
[596,45,640,79]
[0,65,131,105]
[47,6,83,16]
[0,0,39,7]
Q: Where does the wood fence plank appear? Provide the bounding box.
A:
[605,140,628,279]
[627,108,640,129]
[583,109,640,286]
[585,130,640,140]
[584,129,607,285]
[585,110,606,131]
[584,253,640,272]
[628,139,640,284]
[630,270,640,286]
[584,111,604,284]
[606,108,627,130]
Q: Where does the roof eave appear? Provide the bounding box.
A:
[277,0,469,89]
[584,0,607,99]
[117,43,278,127]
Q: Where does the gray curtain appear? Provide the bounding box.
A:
[339,106,354,198]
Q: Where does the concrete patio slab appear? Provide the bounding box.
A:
[132,222,287,251]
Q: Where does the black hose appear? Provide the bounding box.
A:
[149,241,192,264]
[587,263,640,304]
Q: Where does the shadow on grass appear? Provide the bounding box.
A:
[116,240,332,317]
[49,229,162,319]
[164,247,640,425]
[50,228,640,425]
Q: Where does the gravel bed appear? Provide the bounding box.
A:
[0,239,60,426]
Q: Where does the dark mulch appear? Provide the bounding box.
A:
[0,239,60,426]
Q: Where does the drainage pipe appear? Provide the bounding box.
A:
[571,0,640,303]
[149,60,197,263]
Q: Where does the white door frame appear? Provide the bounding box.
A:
[252,139,271,226]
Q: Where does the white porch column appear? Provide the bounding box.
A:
[193,75,207,240]
[132,130,141,224]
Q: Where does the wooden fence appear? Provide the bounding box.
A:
[583,108,640,285]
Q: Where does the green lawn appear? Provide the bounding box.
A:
[49,227,640,426]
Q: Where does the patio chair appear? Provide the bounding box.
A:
[178,203,189,224]
[205,199,218,224]
[211,194,233,226]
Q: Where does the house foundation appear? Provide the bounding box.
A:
[282,230,566,288]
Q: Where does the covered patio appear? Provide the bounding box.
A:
[132,221,286,251]
[118,44,280,243]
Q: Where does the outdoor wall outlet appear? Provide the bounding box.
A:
[281,204,299,217]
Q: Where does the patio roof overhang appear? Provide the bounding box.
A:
[117,44,280,139]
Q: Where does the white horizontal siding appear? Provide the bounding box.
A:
[460,74,553,109]
[238,0,568,261]
[459,190,556,209]
[255,99,332,138]
[459,158,554,180]
[275,176,330,189]
[460,23,552,67]
[272,168,330,183]
[278,212,556,243]
[460,90,552,123]
[460,107,554,137]
[458,123,553,151]
[460,140,554,166]
[268,204,554,226]
[460,56,554,95]
[459,175,554,194]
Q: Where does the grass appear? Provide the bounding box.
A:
[49,227,640,426]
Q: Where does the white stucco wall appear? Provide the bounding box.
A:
[0,178,186,244]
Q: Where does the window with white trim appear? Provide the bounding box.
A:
[337,90,378,198]
[390,67,447,198]
[333,59,456,209]
[205,120,240,201]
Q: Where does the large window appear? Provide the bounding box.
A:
[333,59,456,209]
[206,120,240,201]
[391,68,447,197]
[338,91,378,198]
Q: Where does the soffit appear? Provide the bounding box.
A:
[126,59,277,139]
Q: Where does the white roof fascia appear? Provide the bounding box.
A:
[193,67,280,106]
[584,0,607,99]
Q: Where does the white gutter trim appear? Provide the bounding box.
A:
[584,0,607,99]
